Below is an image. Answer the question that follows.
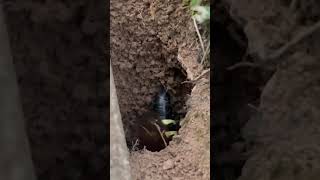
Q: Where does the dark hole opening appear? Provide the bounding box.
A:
[126,65,192,152]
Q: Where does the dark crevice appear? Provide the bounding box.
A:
[124,63,192,152]
[212,1,269,179]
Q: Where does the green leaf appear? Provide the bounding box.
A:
[182,0,191,6]
[161,119,177,125]
[164,131,177,138]
[190,0,201,7]
[192,5,210,23]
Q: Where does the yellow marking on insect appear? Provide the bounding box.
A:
[164,131,177,138]
[161,119,177,125]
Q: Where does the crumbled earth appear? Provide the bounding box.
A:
[130,79,210,180]
[110,0,204,132]
[111,0,210,179]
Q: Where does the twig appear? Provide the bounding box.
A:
[230,20,320,70]
[192,16,205,54]
[200,41,210,64]
[153,123,167,147]
[140,125,153,137]
[188,40,196,49]
[181,68,210,84]
[247,103,260,112]
[290,0,298,11]
[131,139,140,151]
[194,68,210,81]
[266,20,320,61]
[227,62,258,70]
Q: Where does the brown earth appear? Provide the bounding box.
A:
[2,1,107,180]
[221,0,320,179]
[129,79,210,180]
[111,0,210,179]
[211,0,320,179]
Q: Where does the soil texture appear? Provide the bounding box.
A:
[111,0,210,179]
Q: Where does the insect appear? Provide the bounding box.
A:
[154,86,172,120]
[153,85,179,138]
[131,85,180,151]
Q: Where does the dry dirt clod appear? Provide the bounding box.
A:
[172,177,183,180]
[162,159,174,170]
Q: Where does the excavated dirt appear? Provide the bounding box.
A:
[129,79,210,180]
[111,0,210,179]
[2,1,107,180]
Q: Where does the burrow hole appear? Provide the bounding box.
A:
[113,63,192,152]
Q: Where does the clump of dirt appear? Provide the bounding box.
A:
[111,0,210,179]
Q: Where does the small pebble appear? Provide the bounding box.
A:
[162,159,174,170]
[172,177,183,180]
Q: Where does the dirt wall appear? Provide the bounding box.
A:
[225,0,320,179]
[110,0,210,179]
[2,1,107,179]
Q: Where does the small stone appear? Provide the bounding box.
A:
[162,159,174,170]
[133,88,139,94]
[172,178,183,180]
[141,86,147,92]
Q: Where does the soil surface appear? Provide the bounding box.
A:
[2,1,107,180]
[213,0,320,179]
[129,79,210,180]
[111,0,210,179]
